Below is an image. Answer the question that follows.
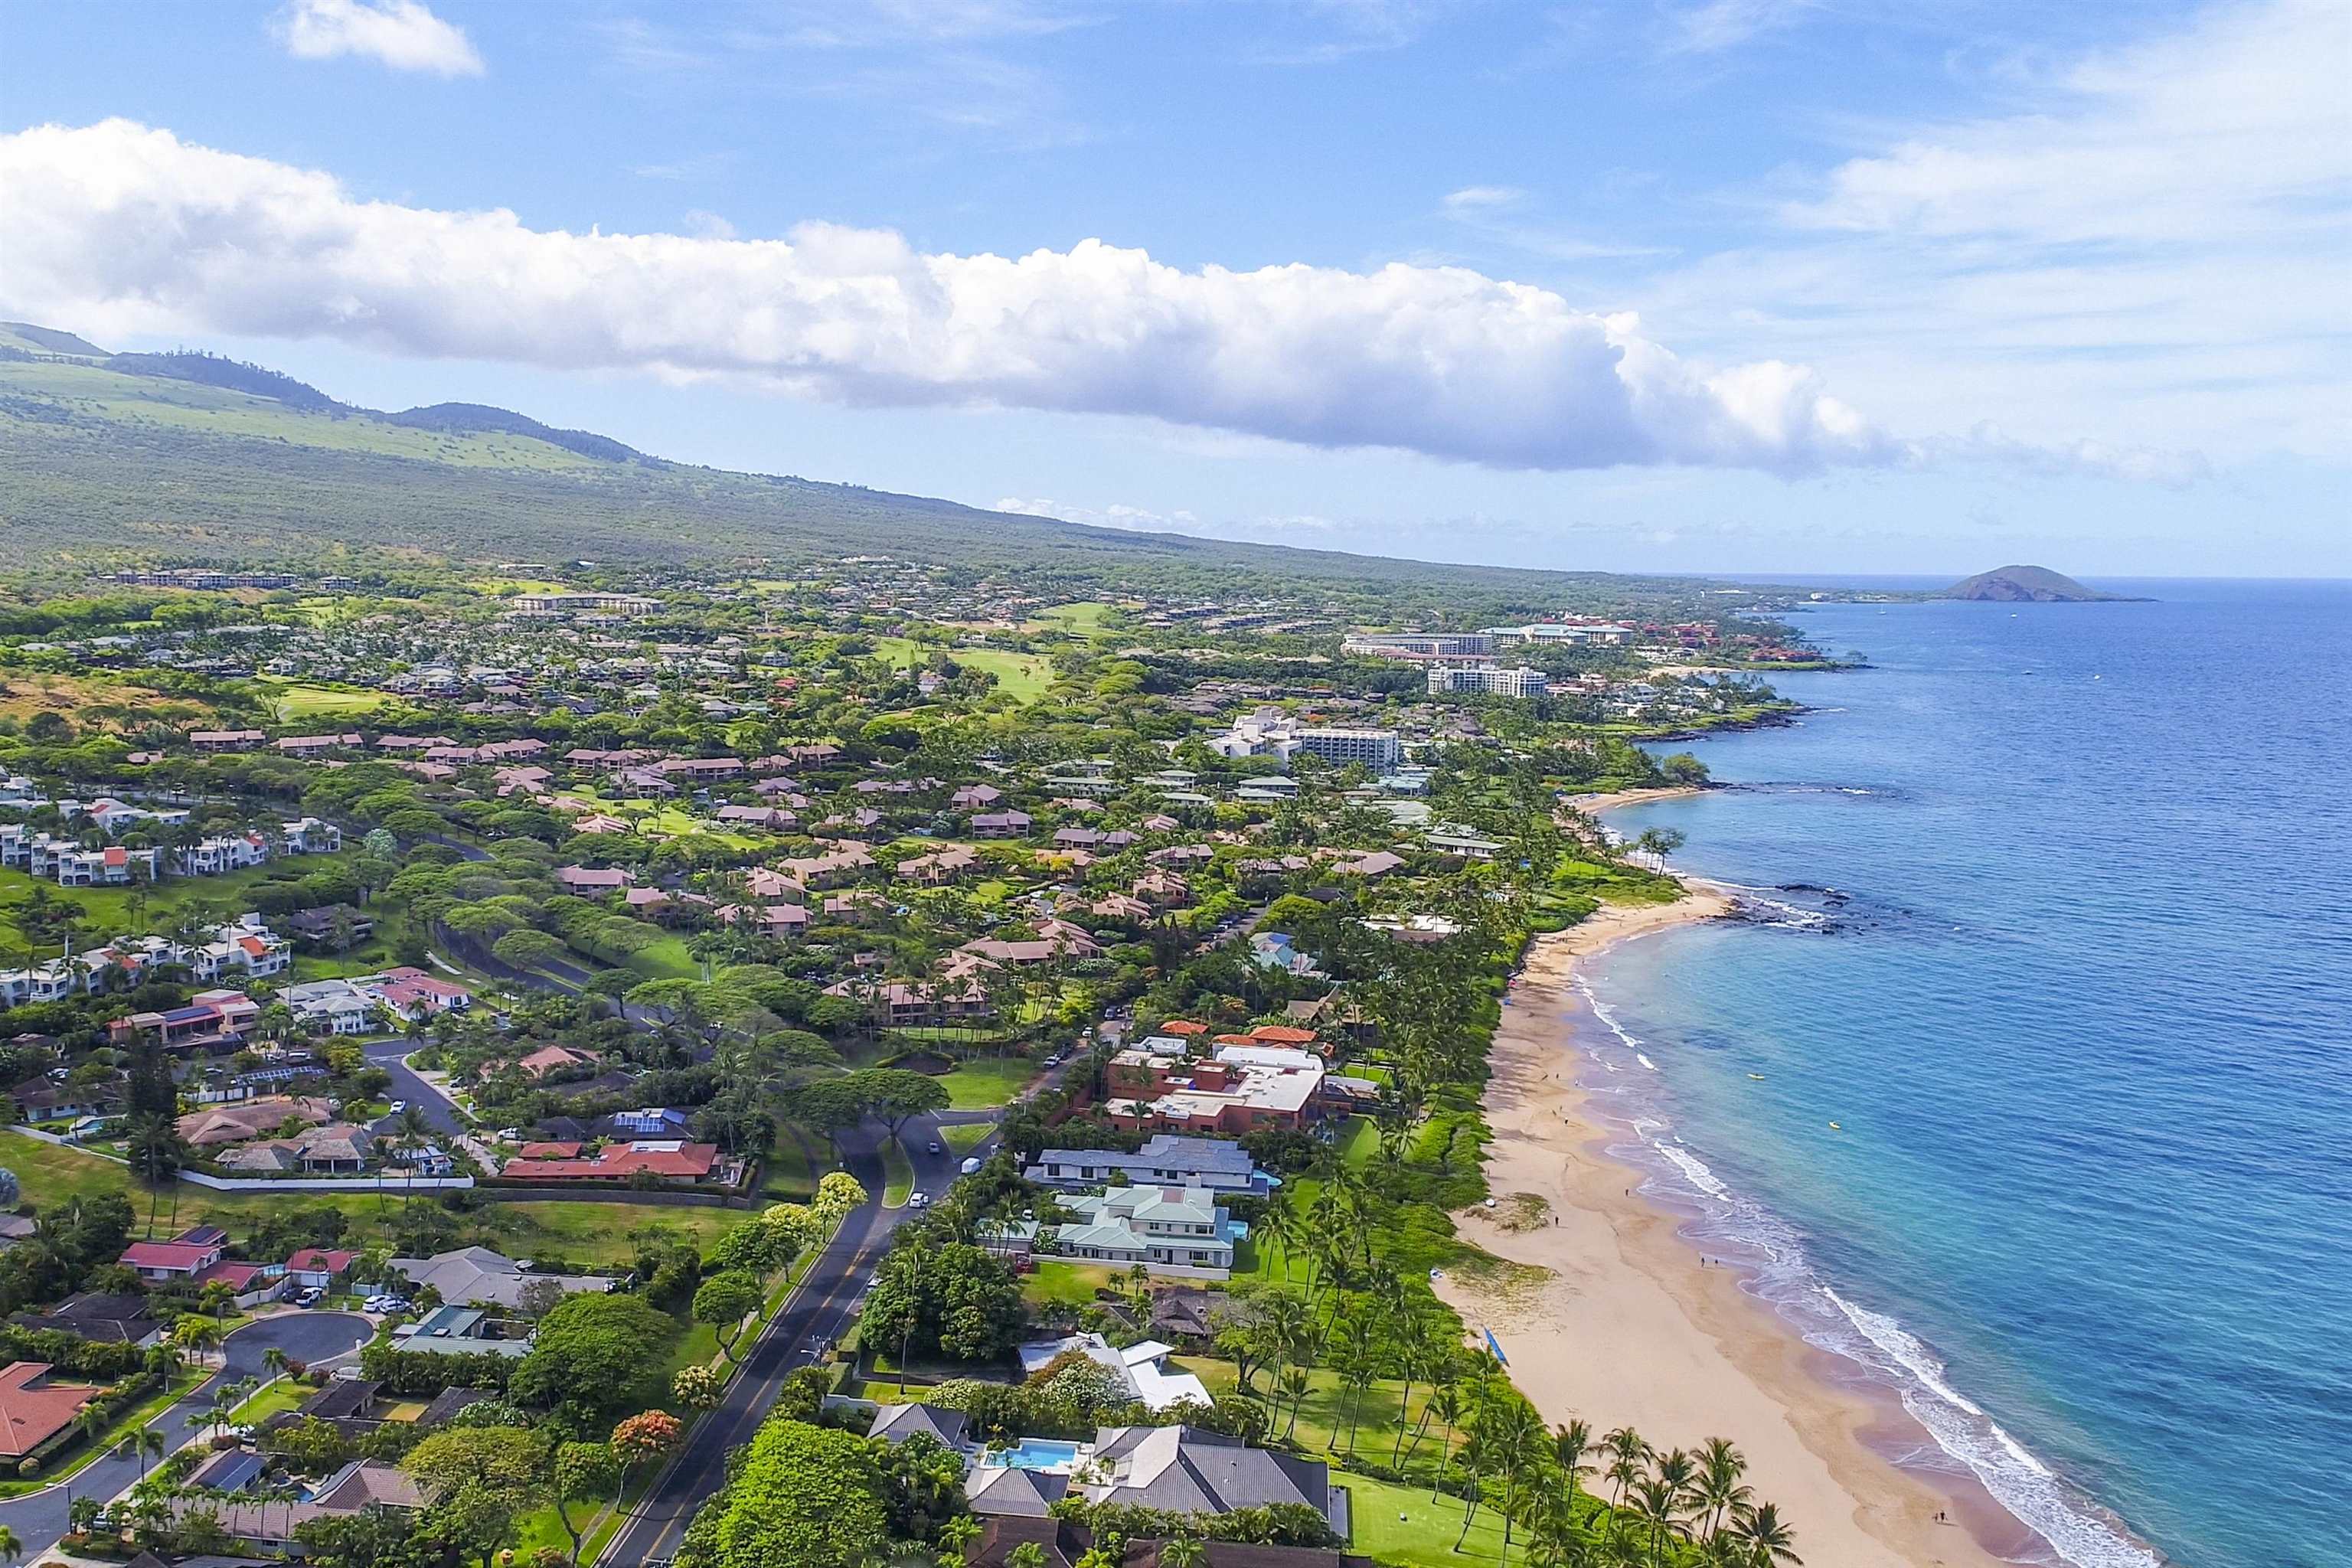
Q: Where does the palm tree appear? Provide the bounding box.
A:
[0,1523,21,1565]
[1425,1384,1465,1502]
[1158,1536,1208,1568]
[1276,1365,1312,1442]
[114,1424,165,1478]
[1731,1502,1802,1566]
[1552,1419,1593,1532]
[1691,1439,1751,1547]
[262,1345,289,1381]
[1600,1427,1649,1559]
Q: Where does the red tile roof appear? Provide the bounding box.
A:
[0,1362,99,1458]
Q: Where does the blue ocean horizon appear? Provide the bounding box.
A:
[1588,580,2350,1568]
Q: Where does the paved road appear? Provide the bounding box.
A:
[361,1040,464,1136]
[602,1116,982,1565]
[1,1311,372,1556]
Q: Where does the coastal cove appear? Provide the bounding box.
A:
[1562,583,2350,1568]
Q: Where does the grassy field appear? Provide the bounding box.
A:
[1175,1355,1452,1482]
[254,677,388,724]
[626,932,703,980]
[1021,1260,1119,1310]
[870,636,1055,702]
[953,648,1056,701]
[760,1135,815,1201]
[0,861,346,953]
[936,1055,1040,1110]
[1,1133,743,1266]
[1337,1470,1511,1566]
[1029,601,1120,636]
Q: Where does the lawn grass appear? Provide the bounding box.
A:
[880,1138,914,1207]
[940,1122,995,1155]
[227,1376,311,1427]
[1029,601,1119,636]
[953,648,1055,702]
[936,1055,1040,1110]
[1021,1260,1118,1310]
[625,932,703,980]
[254,677,388,724]
[760,1134,815,1200]
[1335,1469,1511,1567]
[0,861,352,954]
[1176,1356,1452,1484]
[2,1132,743,1267]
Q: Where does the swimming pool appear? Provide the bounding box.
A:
[982,1439,1080,1471]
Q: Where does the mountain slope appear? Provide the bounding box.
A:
[381,402,653,465]
[0,322,1783,611]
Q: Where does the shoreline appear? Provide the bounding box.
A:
[1433,892,2036,1568]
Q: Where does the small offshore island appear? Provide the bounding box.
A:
[1939,566,2150,603]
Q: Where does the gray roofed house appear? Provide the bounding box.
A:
[1024,1134,1266,1195]
[870,1403,969,1449]
[1086,1426,1337,1525]
[966,1463,1073,1518]
[416,1385,495,1428]
[390,1246,611,1310]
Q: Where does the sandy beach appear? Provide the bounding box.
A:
[1432,888,2034,1568]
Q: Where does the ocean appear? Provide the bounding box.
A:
[1583,580,2351,1568]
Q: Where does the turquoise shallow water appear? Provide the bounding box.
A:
[1585,581,2351,1568]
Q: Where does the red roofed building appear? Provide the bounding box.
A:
[0,1361,101,1459]
[498,1139,727,1185]
[1160,1021,1208,1037]
[120,1223,234,1282]
[286,1248,361,1288]
[364,968,472,1021]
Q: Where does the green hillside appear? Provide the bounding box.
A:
[0,323,1781,612]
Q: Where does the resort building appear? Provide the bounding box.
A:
[1103,1040,1328,1135]
[1426,664,1547,698]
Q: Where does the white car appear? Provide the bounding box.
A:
[906,1191,929,1209]
[388,1100,409,1116]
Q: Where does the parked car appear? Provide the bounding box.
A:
[296,1286,326,1307]
[907,1191,929,1209]
[959,1155,983,1175]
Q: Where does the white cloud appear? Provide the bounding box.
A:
[1441,185,1525,213]
[274,0,483,77]
[1662,0,1818,55]
[0,119,1915,478]
[1642,0,2350,465]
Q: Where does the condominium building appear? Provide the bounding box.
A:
[1426,664,1547,698]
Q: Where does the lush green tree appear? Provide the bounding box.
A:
[678,1417,889,1568]
[406,1424,549,1568]
[837,1067,950,1139]
[511,1292,672,1431]
[551,1440,623,1565]
[692,1270,764,1364]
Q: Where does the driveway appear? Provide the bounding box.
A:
[0,1311,372,1556]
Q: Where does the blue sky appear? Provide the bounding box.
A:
[3,0,2345,577]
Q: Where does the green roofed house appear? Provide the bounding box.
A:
[1052,1187,1236,1276]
